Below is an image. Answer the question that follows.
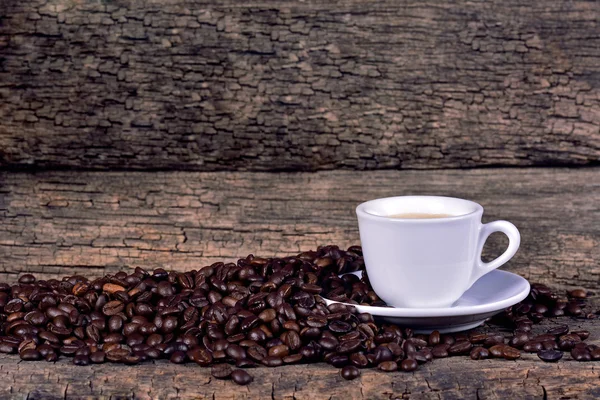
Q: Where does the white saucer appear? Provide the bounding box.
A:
[323,270,530,333]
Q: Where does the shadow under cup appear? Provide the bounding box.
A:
[356,196,489,309]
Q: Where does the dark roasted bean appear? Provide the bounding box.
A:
[537,349,563,362]
[231,369,253,385]
[19,349,41,361]
[571,348,592,362]
[431,344,450,358]
[448,341,472,355]
[341,365,360,380]
[547,325,569,336]
[211,364,233,379]
[378,360,397,372]
[523,341,543,353]
[400,358,418,372]
[262,356,283,367]
[470,347,489,360]
[502,346,521,360]
[90,351,106,363]
[568,289,586,299]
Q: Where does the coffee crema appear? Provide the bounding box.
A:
[386,213,453,219]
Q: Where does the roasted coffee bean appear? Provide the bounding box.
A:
[170,351,186,364]
[211,364,233,379]
[547,325,569,336]
[571,348,592,362]
[328,354,349,368]
[508,332,529,349]
[431,344,450,358]
[19,349,41,361]
[448,341,472,355]
[427,330,440,346]
[470,347,489,360]
[341,365,360,380]
[484,334,504,347]
[502,346,521,360]
[523,341,544,353]
[489,345,506,358]
[283,353,303,364]
[73,354,91,365]
[262,356,283,367]
[226,344,247,360]
[568,289,587,299]
[268,344,289,358]
[400,358,418,372]
[90,351,106,363]
[231,369,253,385]
[102,300,124,316]
[350,352,369,368]
[537,349,563,362]
[572,330,590,340]
[338,339,361,354]
[378,360,397,372]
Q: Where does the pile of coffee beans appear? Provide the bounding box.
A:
[0,245,597,386]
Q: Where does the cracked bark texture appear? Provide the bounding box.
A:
[1,168,599,289]
[0,316,598,399]
[1,0,600,171]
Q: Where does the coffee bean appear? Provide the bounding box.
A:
[572,330,590,340]
[431,344,450,358]
[547,325,569,336]
[378,360,397,372]
[571,348,592,362]
[341,365,360,380]
[73,355,90,365]
[428,330,440,346]
[19,349,41,361]
[489,345,506,358]
[448,341,472,355]
[337,339,361,354]
[484,334,504,347]
[328,354,349,368]
[262,356,283,367]
[211,364,233,379]
[523,341,543,353]
[502,346,521,360]
[231,369,253,385]
[400,358,418,372]
[226,344,247,360]
[90,351,106,363]
[568,289,587,299]
[170,351,186,364]
[268,344,289,358]
[102,300,124,316]
[470,347,489,360]
[537,349,563,362]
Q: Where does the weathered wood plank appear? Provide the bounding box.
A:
[0,316,597,399]
[0,167,599,289]
[1,0,599,170]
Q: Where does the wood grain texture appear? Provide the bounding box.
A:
[1,0,600,171]
[0,316,598,399]
[1,167,599,289]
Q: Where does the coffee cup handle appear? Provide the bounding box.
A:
[470,220,521,286]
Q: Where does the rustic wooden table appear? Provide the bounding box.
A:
[1,167,598,399]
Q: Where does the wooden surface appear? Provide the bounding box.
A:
[1,0,600,170]
[0,167,599,398]
[1,167,599,289]
[0,316,597,399]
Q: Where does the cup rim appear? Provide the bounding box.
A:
[355,195,483,223]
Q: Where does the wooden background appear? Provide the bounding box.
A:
[1,0,599,171]
[1,1,600,399]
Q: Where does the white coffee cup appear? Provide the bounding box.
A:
[356,196,520,308]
